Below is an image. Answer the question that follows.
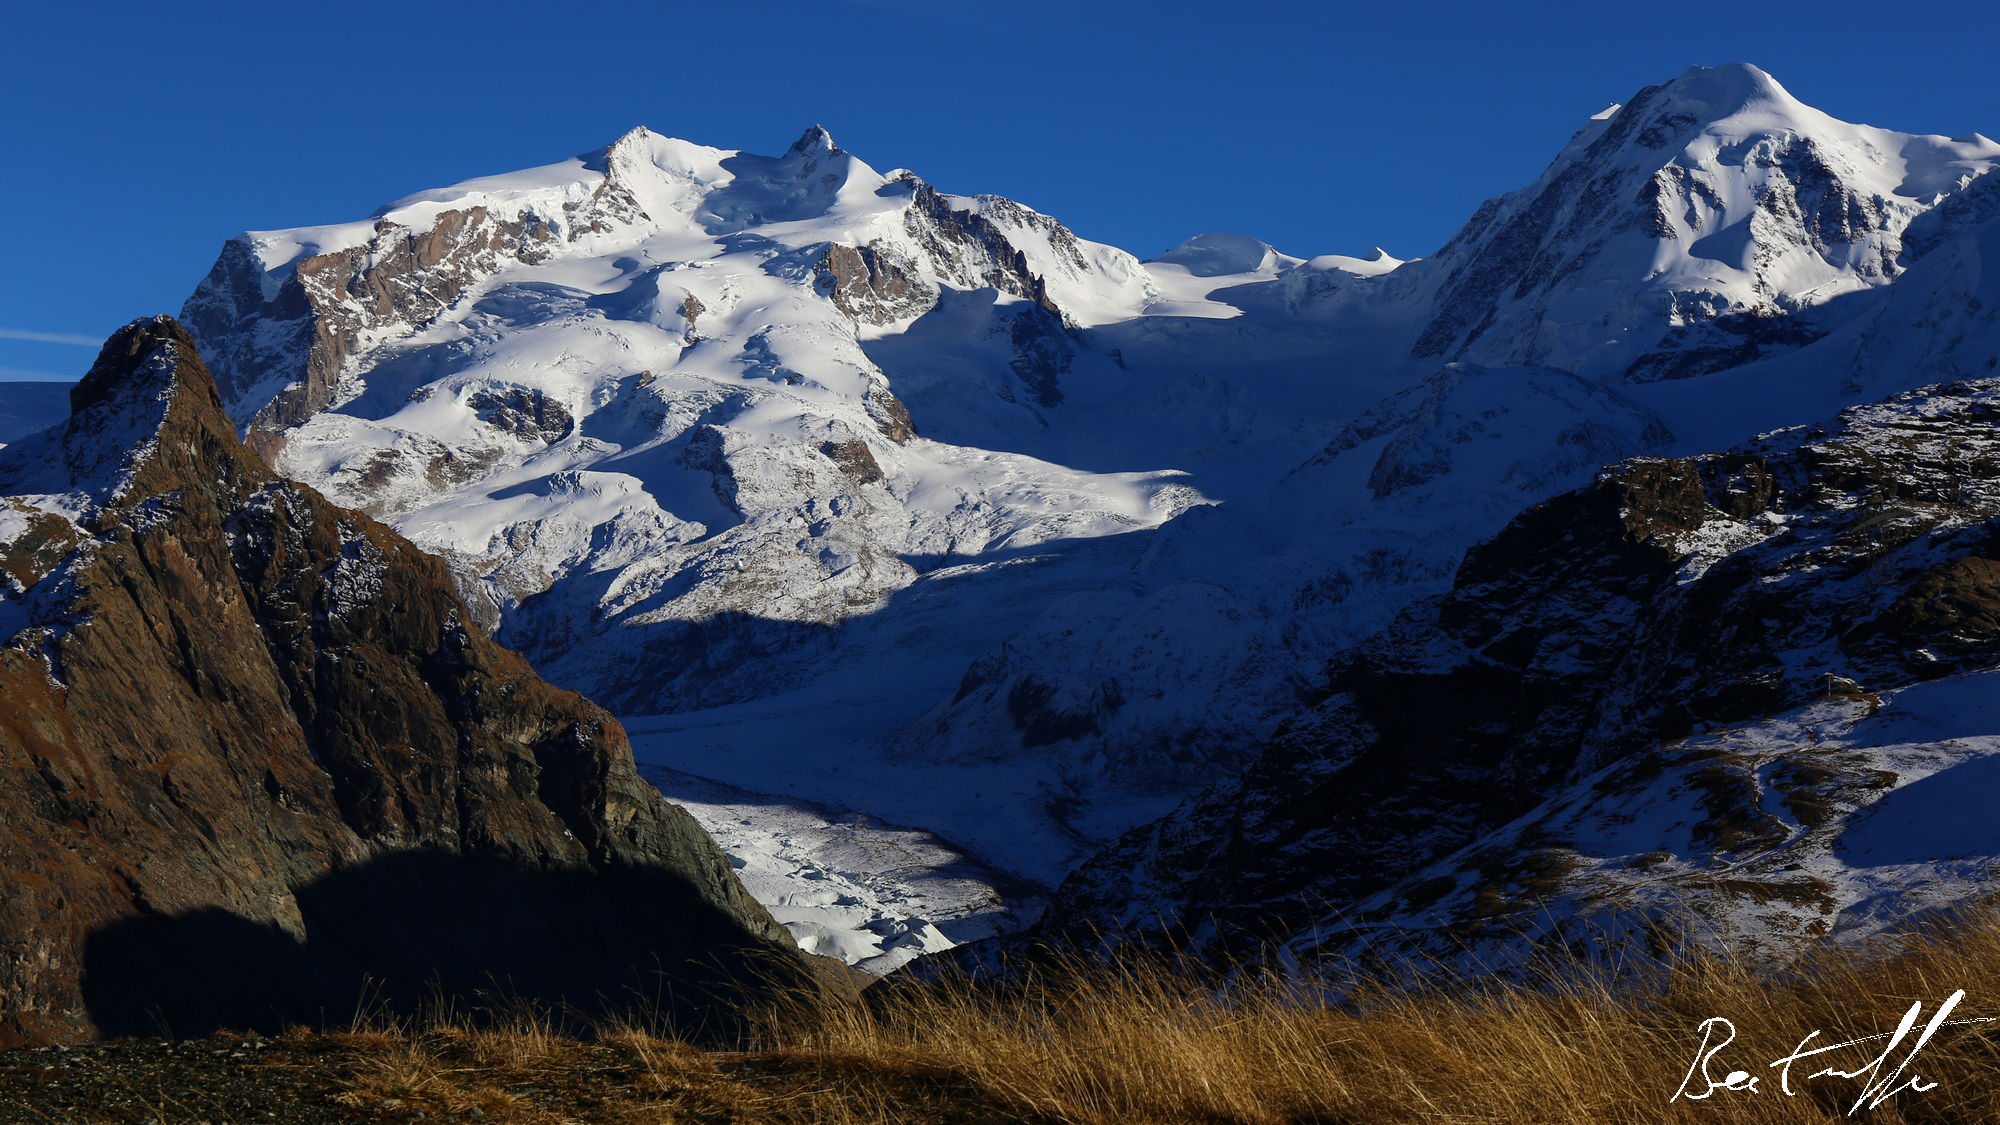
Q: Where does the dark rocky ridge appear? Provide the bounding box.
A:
[895,175,1066,321]
[0,317,841,1047]
[1040,374,2000,968]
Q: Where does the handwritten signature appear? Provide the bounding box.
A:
[1672,990,1996,1114]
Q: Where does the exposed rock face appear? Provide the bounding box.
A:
[808,173,1079,424]
[815,243,936,327]
[468,386,576,443]
[0,317,831,1047]
[820,439,885,485]
[895,175,1067,320]
[181,209,561,434]
[1044,374,2000,970]
[1006,303,1073,409]
[864,383,918,443]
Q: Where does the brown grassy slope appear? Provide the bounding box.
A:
[33,908,1979,1125]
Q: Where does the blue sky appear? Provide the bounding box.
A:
[4,0,1998,381]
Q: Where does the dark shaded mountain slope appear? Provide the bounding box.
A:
[0,317,839,1047]
[1042,374,2000,970]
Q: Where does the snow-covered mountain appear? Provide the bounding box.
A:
[173,119,1417,895]
[178,125,1204,686]
[160,63,2000,969]
[1402,63,2000,381]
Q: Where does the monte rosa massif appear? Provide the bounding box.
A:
[7,63,2000,1033]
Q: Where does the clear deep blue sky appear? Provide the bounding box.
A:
[5,0,1998,380]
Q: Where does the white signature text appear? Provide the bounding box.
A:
[1672,990,1995,1114]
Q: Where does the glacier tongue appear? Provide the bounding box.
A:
[640,764,1039,976]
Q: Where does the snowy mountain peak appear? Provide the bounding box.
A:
[1305,246,1406,276]
[776,124,865,184]
[1408,64,2000,382]
[1149,232,1296,278]
[596,124,726,180]
[602,123,658,154]
[787,123,841,156]
[1656,62,1803,122]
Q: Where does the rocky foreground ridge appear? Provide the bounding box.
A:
[0,318,840,1048]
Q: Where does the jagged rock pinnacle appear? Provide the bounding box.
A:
[788,123,839,156]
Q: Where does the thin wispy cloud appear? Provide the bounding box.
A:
[0,327,102,347]
[0,364,74,381]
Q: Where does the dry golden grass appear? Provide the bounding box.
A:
[322,911,2000,1124]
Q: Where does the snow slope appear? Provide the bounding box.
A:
[0,382,74,448]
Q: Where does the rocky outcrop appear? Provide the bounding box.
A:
[1043,373,2000,969]
[896,174,1066,321]
[815,243,936,327]
[0,317,837,1047]
[820,439,885,485]
[181,210,561,435]
[811,171,1079,398]
[1006,303,1073,409]
[865,384,917,443]
[468,386,576,443]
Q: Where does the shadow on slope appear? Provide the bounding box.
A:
[861,285,1415,495]
[1838,753,2000,866]
[82,849,813,1042]
[510,525,1158,718]
[0,381,76,444]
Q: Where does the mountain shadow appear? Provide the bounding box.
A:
[82,849,812,1041]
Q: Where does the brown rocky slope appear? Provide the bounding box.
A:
[0,316,839,1048]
